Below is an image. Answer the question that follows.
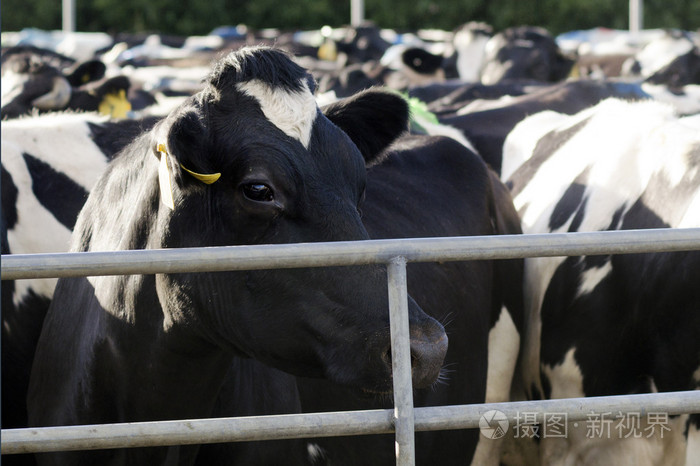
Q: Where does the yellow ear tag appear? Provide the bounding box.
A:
[179,165,221,184]
[157,144,175,210]
[98,89,131,119]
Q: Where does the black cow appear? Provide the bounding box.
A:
[294,133,524,466]
[0,45,133,119]
[203,131,524,466]
[332,23,393,65]
[26,46,448,465]
[479,26,575,85]
[502,98,700,464]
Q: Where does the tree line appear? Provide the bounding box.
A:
[2,0,699,39]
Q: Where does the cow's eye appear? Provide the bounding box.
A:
[242,183,274,202]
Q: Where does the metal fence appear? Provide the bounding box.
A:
[3,228,700,464]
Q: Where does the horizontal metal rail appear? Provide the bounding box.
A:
[3,391,698,454]
[3,228,699,460]
[3,228,700,280]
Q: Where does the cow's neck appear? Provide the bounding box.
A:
[93,273,233,424]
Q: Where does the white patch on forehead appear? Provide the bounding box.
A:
[237,78,318,148]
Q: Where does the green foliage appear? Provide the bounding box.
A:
[2,0,698,37]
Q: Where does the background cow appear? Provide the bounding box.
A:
[1,112,158,431]
[1,46,134,119]
[435,79,650,176]
[478,26,575,85]
[501,98,700,465]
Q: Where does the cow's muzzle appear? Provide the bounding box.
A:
[380,319,448,389]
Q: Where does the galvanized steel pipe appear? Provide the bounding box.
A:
[3,228,700,280]
[3,391,698,455]
[387,257,415,465]
[2,409,395,455]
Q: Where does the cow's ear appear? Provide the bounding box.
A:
[551,52,576,81]
[151,108,219,200]
[64,60,107,86]
[322,88,409,165]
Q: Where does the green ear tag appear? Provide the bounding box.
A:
[157,144,175,210]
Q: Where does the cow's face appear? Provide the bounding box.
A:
[150,47,447,392]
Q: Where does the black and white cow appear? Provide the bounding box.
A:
[451,21,494,83]
[25,46,449,465]
[622,29,700,88]
[1,46,133,119]
[1,112,158,433]
[502,98,700,465]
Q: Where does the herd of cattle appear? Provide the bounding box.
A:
[1,20,699,466]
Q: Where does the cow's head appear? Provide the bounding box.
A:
[147,46,447,392]
[480,26,574,85]
[635,30,700,88]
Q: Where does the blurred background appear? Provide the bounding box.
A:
[2,0,699,36]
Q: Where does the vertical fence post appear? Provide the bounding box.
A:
[387,256,415,466]
[62,0,76,32]
[351,0,365,26]
[629,0,643,34]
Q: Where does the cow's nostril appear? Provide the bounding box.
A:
[379,331,447,389]
[409,332,448,388]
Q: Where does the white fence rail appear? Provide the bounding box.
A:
[2,228,700,464]
[4,391,698,455]
[4,228,700,280]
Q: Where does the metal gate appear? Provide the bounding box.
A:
[3,228,700,464]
